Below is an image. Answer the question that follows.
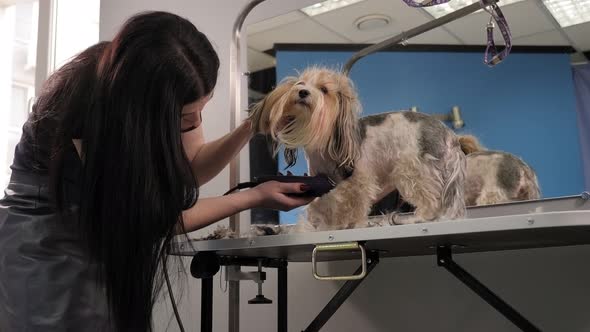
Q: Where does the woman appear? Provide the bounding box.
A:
[0,11,313,332]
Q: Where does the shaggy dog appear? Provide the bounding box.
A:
[248,68,466,230]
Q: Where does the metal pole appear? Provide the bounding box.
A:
[230,0,266,233]
[35,0,57,95]
[201,277,213,332]
[343,0,499,75]
[278,263,288,332]
[229,3,267,331]
[437,246,542,332]
[227,272,240,332]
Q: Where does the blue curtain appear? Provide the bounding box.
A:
[573,63,590,191]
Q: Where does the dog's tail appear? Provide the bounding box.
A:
[441,136,467,219]
[458,135,485,155]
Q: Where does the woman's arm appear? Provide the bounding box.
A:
[185,120,253,186]
[180,191,254,232]
[181,181,313,233]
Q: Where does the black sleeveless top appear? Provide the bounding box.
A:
[0,114,111,331]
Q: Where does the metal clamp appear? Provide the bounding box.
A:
[312,242,367,281]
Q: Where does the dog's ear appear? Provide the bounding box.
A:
[283,148,298,169]
[327,89,361,169]
[247,96,270,135]
[248,78,296,136]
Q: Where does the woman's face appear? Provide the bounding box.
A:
[181,93,212,133]
[180,93,212,160]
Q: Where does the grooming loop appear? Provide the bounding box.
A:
[312,242,367,281]
[480,0,513,66]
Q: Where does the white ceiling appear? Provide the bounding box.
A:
[246,0,590,71]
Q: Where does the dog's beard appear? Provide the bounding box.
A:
[276,113,312,149]
[275,115,294,132]
[273,95,336,152]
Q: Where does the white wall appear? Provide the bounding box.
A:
[99,1,590,331]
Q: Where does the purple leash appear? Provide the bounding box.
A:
[399,0,513,66]
[481,0,513,66]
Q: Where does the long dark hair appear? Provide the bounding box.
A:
[34,11,219,331]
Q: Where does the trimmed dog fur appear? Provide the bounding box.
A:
[248,67,466,230]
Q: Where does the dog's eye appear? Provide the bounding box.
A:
[320,86,328,94]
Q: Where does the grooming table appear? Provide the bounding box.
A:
[201,0,584,330]
[173,194,590,332]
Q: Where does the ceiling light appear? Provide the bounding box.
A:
[301,0,366,16]
[542,0,590,27]
[423,0,525,18]
[355,14,392,30]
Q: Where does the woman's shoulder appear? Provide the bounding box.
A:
[11,111,61,173]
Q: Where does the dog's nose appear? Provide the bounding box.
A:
[299,89,310,99]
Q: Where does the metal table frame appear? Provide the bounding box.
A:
[191,1,589,331]
[179,195,590,331]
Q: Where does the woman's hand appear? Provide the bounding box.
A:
[249,181,315,211]
[181,180,315,233]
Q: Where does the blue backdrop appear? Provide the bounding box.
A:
[275,50,584,224]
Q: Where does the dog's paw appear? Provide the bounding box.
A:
[390,213,418,225]
[366,216,391,228]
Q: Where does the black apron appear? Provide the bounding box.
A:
[0,119,111,331]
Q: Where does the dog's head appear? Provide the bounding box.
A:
[248,67,361,168]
